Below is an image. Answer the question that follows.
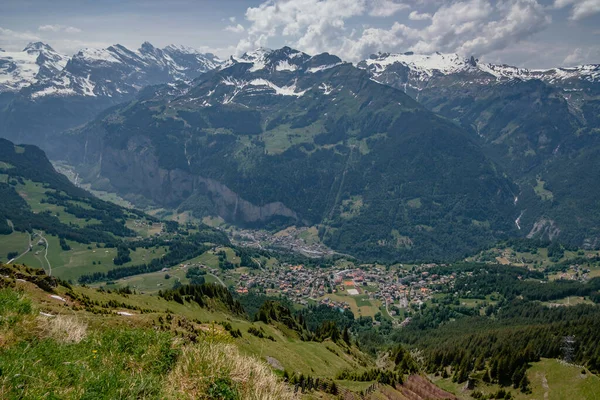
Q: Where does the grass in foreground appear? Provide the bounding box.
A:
[0,281,295,400]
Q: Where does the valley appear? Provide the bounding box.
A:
[1,18,600,398]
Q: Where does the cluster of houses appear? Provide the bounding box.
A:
[553,264,593,281]
[230,262,461,318]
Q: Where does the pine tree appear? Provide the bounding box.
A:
[342,326,351,345]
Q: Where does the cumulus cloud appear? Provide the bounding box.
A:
[238,0,367,54]
[563,46,600,65]
[368,0,410,17]
[554,0,600,20]
[0,27,41,51]
[408,11,432,20]
[236,0,551,62]
[38,24,82,33]
[225,24,246,33]
[420,0,551,56]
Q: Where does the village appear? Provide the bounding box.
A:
[227,261,459,323]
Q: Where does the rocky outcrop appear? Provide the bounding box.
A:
[527,218,561,241]
[94,135,298,224]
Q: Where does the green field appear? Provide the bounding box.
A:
[1,230,170,282]
[432,358,600,400]
[0,231,31,262]
[320,292,381,317]
[534,177,554,201]
[96,264,222,294]
[16,180,102,227]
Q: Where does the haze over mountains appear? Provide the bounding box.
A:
[1,41,599,261]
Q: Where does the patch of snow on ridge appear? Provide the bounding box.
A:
[77,48,120,63]
[307,62,344,73]
[237,48,272,72]
[275,60,299,72]
[364,52,473,77]
[248,79,307,96]
[319,83,333,95]
[221,77,248,89]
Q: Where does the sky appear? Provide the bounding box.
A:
[0,0,599,68]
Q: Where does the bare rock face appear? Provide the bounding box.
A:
[96,135,298,223]
[527,218,561,241]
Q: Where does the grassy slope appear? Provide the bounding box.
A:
[0,284,294,399]
[0,229,170,282]
[1,263,370,385]
[432,359,600,400]
[0,173,191,283]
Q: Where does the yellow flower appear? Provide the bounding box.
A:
[92,350,97,353]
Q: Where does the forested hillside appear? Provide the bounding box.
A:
[59,47,519,262]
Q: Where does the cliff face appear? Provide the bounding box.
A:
[90,135,298,224]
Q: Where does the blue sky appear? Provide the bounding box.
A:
[1,0,599,68]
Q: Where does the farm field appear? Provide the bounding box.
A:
[319,292,382,318]
[0,230,170,282]
[96,264,222,294]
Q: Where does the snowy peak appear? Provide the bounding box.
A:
[21,42,223,99]
[185,47,354,109]
[359,51,600,89]
[361,52,477,78]
[233,47,311,72]
[229,46,346,74]
[305,53,343,73]
[23,42,56,54]
[0,43,67,92]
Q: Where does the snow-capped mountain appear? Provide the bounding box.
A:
[225,46,346,74]
[171,47,348,109]
[24,41,222,99]
[359,51,600,92]
[0,41,223,149]
[0,42,68,92]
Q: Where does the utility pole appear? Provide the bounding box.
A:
[561,335,575,364]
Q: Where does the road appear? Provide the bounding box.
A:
[251,257,266,271]
[8,231,52,276]
[208,273,226,287]
[8,232,33,264]
[35,231,52,276]
[385,300,400,322]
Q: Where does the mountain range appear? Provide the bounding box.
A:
[0,42,222,145]
[1,42,599,261]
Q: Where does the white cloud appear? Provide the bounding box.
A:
[554,0,600,20]
[229,16,237,23]
[38,24,82,33]
[368,0,410,17]
[563,46,600,65]
[225,24,246,33]
[439,0,551,56]
[239,0,368,55]
[64,26,82,34]
[0,27,41,51]
[236,0,551,62]
[408,10,432,20]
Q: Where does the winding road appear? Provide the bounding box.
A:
[208,272,226,287]
[8,231,52,276]
[8,232,33,264]
[36,231,52,276]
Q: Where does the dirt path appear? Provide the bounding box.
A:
[541,372,549,400]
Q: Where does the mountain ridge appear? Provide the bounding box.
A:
[59,45,519,262]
